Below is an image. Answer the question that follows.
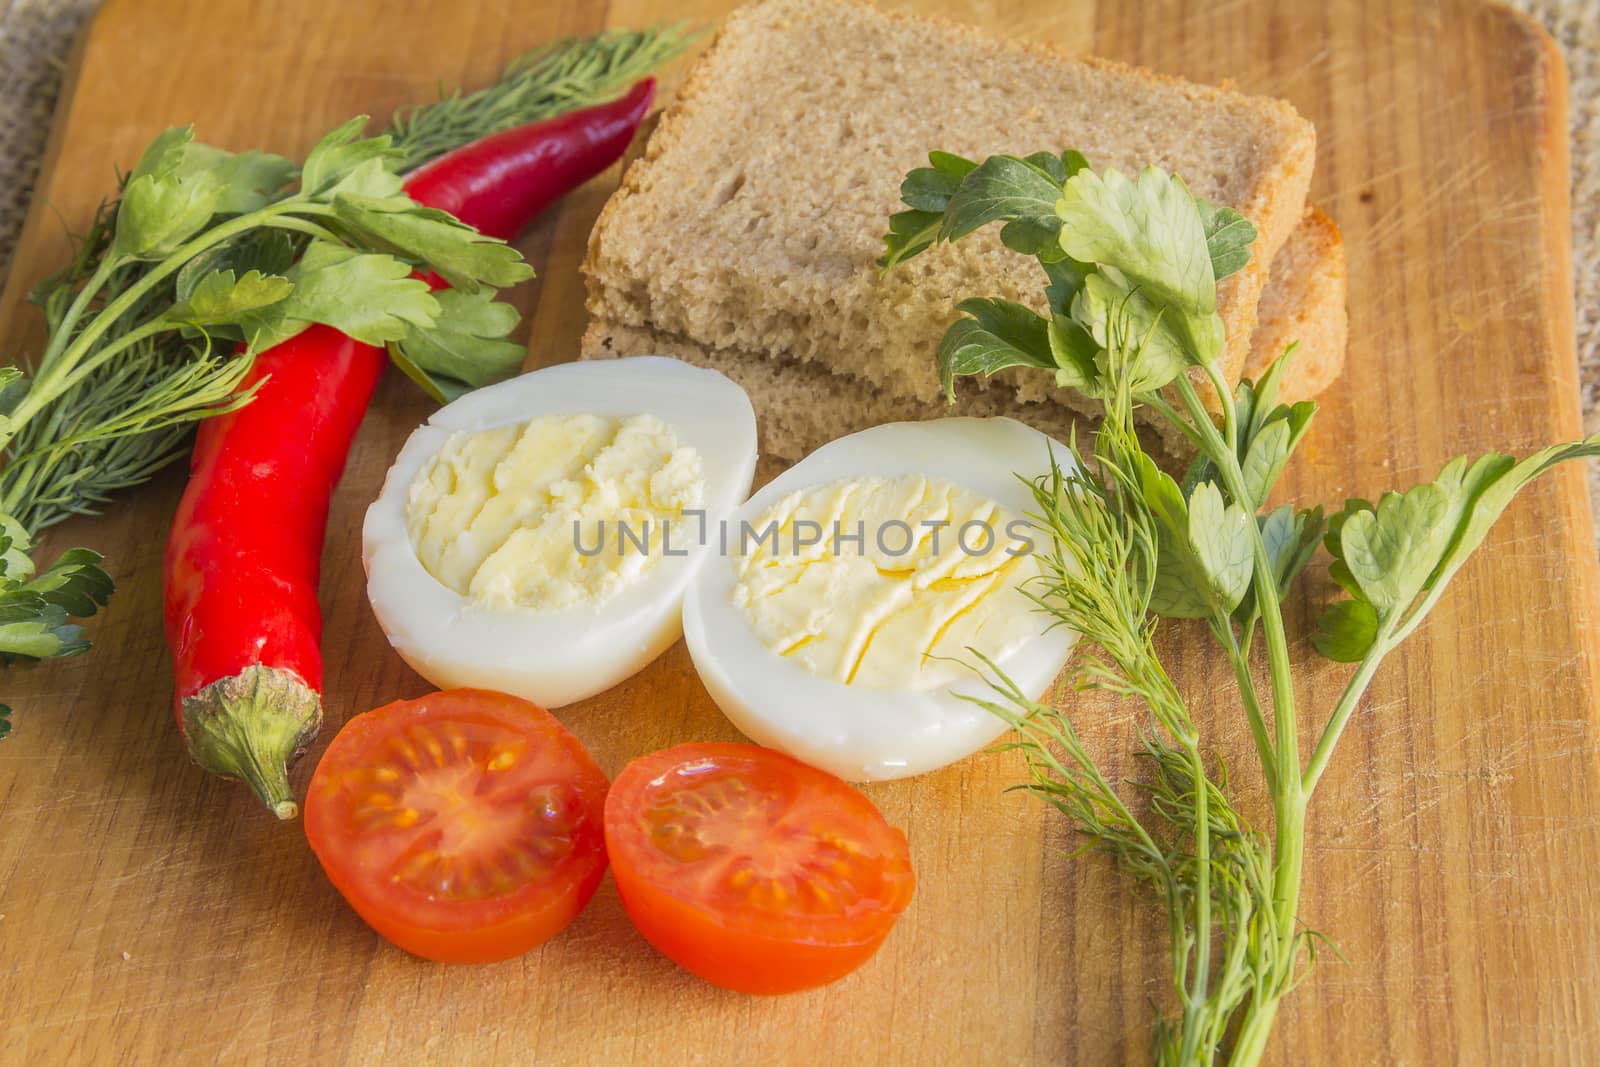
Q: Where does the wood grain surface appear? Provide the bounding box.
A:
[1,0,1597,1063]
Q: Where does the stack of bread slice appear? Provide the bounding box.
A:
[582,0,1346,463]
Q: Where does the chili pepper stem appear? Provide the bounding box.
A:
[179,664,322,819]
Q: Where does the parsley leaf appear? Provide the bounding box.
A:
[1137,455,1252,619]
[1238,402,1316,507]
[1047,314,1100,392]
[26,547,114,619]
[1020,149,1090,185]
[1237,504,1325,641]
[188,146,297,214]
[935,297,1055,400]
[115,127,225,259]
[240,241,439,351]
[1313,599,1381,663]
[898,150,977,210]
[116,132,299,259]
[879,210,945,271]
[1339,483,1454,615]
[323,157,407,200]
[174,230,299,302]
[1315,433,1600,661]
[1196,196,1256,282]
[939,154,1064,244]
[1057,166,1228,367]
[1259,504,1325,596]
[1187,481,1256,612]
[886,151,1248,398]
[879,151,978,269]
[998,152,1088,258]
[1424,440,1600,590]
[299,117,404,197]
[391,287,527,401]
[0,517,109,664]
[331,194,534,290]
[168,269,294,326]
[1042,257,1092,316]
[1056,166,1216,317]
[1184,345,1318,509]
[1077,268,1192,393]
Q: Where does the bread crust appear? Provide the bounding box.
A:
[1244,206,1348,401]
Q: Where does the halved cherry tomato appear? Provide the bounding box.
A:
[304,689,609,963]
[604,742,915,994]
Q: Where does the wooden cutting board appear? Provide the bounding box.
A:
[1,0,1596,1062]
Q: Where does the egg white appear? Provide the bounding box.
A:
[363,357,758,708]
[683,418,1079,782]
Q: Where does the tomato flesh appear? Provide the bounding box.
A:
[605,743,914,993]
[305,689,609,963]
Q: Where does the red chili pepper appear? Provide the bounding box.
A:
[403,78,655,242]
[163,328,381,818]
[163,82,654,818]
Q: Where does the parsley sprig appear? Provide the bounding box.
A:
[0,27,696,735]
[0,118,532,690]
[885,151,1599,1064]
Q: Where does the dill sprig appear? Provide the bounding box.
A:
[0,26,692,732]
[886,148,1600,1063]
[388,24,701,171]
[5,25,696,536]
[4,197,257,532]
[976,366,1282,1064]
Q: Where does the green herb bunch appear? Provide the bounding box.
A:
[0,28,695,738]
[883,151,1599,1064]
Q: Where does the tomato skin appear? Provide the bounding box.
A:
[332,859,608,966]
[305,689,610,964]
[605,743,915,994]
[610,855,897,994]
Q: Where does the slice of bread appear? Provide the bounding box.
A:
[584,0,1317,419]
[582,207,1347,465]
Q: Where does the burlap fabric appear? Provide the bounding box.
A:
[2,0,1596,528]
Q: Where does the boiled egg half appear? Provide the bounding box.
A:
[363,357,758,708]
[683,418,1079,781]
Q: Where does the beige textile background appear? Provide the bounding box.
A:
[1,0,1596,528]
